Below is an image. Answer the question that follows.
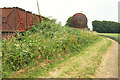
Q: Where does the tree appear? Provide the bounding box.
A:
[65,16,72,27]
[92,20,120,33]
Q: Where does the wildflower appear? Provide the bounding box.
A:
[38,55,41,59]
[47,59,50,63]
[23,50,28,53]
[14,44,19,47]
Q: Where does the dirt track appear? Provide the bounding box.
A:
[94,38,119,78]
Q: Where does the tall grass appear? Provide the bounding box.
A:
[2,20,100,77]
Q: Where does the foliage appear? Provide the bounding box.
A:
[2,20,100,77]
[92,20,120,33]
[65,16,72,27]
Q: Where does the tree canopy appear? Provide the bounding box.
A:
[65,16,72,27]
[92,20,120,33]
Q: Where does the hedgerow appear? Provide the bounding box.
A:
[2,20,100,77]
[92,20,120,33]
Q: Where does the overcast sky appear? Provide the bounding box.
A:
[0,0,119,30]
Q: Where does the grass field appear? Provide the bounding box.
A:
[98,33,120,43]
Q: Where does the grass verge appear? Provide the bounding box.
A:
[8,37,112,78]
[40,37,112,78]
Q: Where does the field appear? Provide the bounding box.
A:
[98,33,120,43]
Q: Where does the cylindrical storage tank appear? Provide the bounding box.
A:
[71,13,87,28]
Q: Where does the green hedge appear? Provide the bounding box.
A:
[92,20,120,33]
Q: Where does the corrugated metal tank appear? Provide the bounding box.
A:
[71,13,87,28]
[0,7,46,32]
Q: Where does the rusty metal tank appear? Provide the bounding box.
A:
[71,13,87,28]
[0,7,46,32]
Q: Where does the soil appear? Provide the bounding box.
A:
[94,38,118,78]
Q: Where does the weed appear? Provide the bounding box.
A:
[2,20,100,77]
